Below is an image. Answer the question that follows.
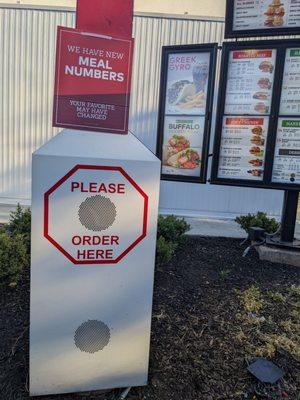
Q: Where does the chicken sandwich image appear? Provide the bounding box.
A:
[247,169,263,177]
[249,146,264,157]
[249,159,263,167]
[259,61,274,73]
[251,135,265,146]
[253,92,268,100]
[252,126,263,136]
[258,77,272,90]
[254,102,269,114]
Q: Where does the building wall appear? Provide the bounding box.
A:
[0,0,226,18]
[0,5,284,221]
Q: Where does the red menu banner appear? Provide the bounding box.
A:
[53,26,134,134]
[232,50,273,59]
[225,117,265,126]
[76,0,133,38]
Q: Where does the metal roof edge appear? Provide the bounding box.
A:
[134,11,225,22]
[0,3,75,11]
[0,3,225,22]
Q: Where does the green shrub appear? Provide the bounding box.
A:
[7,204,31,235]
[155,215,190,268]
[0,233,28,287]
[155,236,176,268]
[235,212,279,234]
[6,204,31,255]
[157,215,190,243]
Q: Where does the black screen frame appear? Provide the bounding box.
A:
[211,39,300,191]
[225,0,300,39]
[156,43,218,184]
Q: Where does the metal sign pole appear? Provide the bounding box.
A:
[265,190,300,250]
[281,190,299,243]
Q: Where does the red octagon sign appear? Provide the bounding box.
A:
[44,165,148,265]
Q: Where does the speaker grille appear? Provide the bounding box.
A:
[74,320,110,354]
[78,195,117,231]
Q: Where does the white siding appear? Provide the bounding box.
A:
[0,5,283,220]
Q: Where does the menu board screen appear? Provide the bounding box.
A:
[225,49,276,115]
[226,0,300,38]
[218,116,268,181]
[272,118,300,184]
[161,116,204,177]
[165,52,210,116]
[212,40,300,191]
[157,44,217,183]
[280,48,300,115]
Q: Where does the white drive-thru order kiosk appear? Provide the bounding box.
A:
[30,129,161,396]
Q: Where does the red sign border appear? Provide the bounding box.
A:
[44,165,148,265]
[52,26,134,134]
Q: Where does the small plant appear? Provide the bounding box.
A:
[157,215,190,243]
[257,332,300,361]
[255,340,276,359]
[267,290,285,302]
[240,284,300,362]
[219,268,231,280]
[235,212,279,234]
[0,233,28,287]
[155,215,190,268]
[240,285,264,313]
[289,284,300,298]
[155,236,176,268]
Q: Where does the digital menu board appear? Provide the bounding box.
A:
[271,46,300,187]
[157,44,217,183]
[226,0,300,38]
[272,118,300,184]
[280,48,300,115]
[218,116,268,181]
[212,40,300,191]
[225,49,276,115]
[213,44,276,183]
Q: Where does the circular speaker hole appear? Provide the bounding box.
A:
[78,195,117,231]
[74,320,110,354]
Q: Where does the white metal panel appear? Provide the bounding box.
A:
[30,129,160,395]
[0,6,74,202]
[0,6,284,219]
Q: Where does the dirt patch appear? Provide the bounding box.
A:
[1,236,300,400]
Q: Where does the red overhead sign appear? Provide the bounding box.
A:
[53,26,133,134]
[76,0,133,38]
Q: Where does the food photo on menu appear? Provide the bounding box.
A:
[165,52,210,115]
[232,0,300,32]
[264,0,286,28]
[258,77,272,90]
[218,117,268,180]
[161,116,204,177]
[225,49,276,115]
